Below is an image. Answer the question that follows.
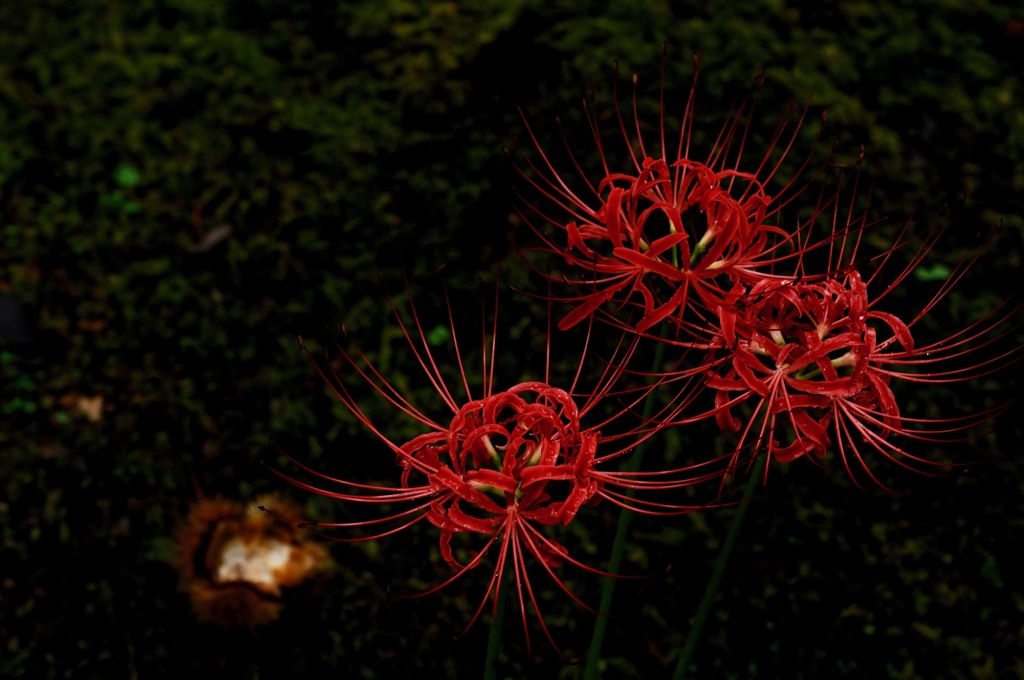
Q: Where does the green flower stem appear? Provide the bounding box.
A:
[671,454,766,680]
[483,568,510,680]
[583,333,670,680]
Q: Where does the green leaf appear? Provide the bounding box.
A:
[912,263,952,282]
[426,324,451,346]
[114,164,141,188]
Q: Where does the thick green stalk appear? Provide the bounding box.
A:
[671,455,765,680]
[582,335,669,679]
[483,570,509,680]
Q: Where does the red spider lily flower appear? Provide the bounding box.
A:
[704,246,1018,491]
[267,283,721,651]
[511,53,831,334]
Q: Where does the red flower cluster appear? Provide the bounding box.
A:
[514,56,1016,491]
[703,268,1011,489]
[274,57,1016,652]
[270,288,715,650]
[513,59,824,337]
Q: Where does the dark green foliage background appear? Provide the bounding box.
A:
[1,1,1022,678]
